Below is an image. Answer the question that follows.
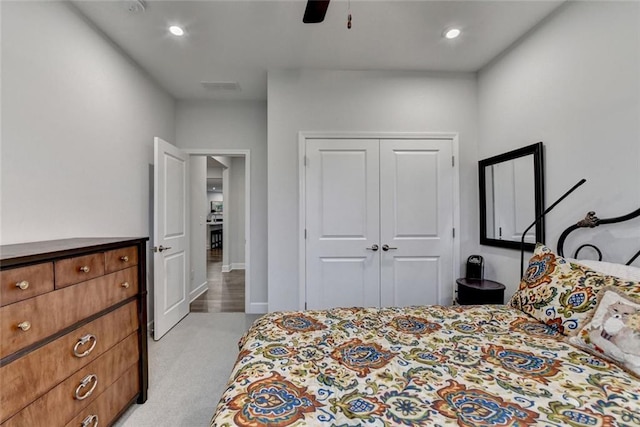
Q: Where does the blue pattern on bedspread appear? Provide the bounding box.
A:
[211,305,640,426]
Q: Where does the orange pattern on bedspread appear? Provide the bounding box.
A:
[211,305,640,426]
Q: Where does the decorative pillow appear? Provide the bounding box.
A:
[567,286,640,378]
[509,244,640,335]
[568,259,640,282]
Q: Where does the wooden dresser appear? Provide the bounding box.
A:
[0,238,148,427]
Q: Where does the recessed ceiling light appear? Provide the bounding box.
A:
[444,28,461,40]
[169,25,185,36]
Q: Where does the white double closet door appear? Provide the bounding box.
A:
[305,138,455,310]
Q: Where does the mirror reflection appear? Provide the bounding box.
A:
[479,142,544,251]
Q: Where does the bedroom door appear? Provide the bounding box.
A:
[305,138,454,310]
[153,137,190,340]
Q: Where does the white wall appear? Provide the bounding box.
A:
[189,156,208,299]
[478,1,640,299]
[268,69,479,311]
[176,100,267,312]
[1,1,175,326]
[1,1,175,245]
[229,158,246,268]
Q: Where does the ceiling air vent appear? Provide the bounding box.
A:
[123,0,146,13]
[200,81,241,91]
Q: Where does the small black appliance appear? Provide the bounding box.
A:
[465,255,484,280]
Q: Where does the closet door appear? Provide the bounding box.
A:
[379,139,454,307]
[305,139,380,310]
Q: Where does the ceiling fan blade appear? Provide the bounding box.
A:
[303,0,330,23]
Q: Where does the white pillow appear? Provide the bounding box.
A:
[568,258,640,282]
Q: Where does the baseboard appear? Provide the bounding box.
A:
[189,281,208,302]
[247,302,268,314]
[221,264,231,273]
[231,262,245,270]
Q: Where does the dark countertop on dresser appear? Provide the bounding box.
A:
[0,237,149,267]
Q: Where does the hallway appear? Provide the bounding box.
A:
[189,248,245,313]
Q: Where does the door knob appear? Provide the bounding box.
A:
[365,244,379,251]
[382,244,397,251]
[154,245,172,253]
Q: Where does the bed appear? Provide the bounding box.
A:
[211,211,640,426]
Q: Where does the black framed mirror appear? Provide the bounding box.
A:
[479,142,545,251]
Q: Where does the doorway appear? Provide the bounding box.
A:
[184,150,251,313]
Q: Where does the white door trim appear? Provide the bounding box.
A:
[182,148,254,313]
[298,132,461,311]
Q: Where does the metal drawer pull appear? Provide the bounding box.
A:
[17,321,31,331]
[121,281,130,289]
[81,414,99,427]
[79,266,91,273]
[73,334,97,358]
[120,255,129,262]
[75,374,98,400]
[382,244,398,251]
[16,280,30,290]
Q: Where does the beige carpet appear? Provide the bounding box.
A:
[115,312,262,427]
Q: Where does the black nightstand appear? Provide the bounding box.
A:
[456,278,505,305]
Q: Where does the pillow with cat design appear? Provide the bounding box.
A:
[568,286,640,378]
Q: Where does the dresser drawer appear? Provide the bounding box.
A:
[105,246,138,274]
[64,364,139,427]
[55,253,105,289]
[2,334,139,427]
[0,267,138,359]
[0,302,139,423]
[1,263,54,307]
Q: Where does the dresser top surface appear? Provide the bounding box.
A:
[0,237,148,267]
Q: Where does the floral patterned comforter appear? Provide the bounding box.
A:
[211,305,640,426]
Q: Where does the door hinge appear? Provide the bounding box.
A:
[304,156,308,166]
[452,156,455,167]
[452,228,456,238]
[305,302,308,310]
[304,229,307,239]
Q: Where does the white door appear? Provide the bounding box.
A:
[306,139,381,310]
[153,137,190,340]
[305,138,455,309]
[379,139,454,306]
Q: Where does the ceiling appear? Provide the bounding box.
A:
[72,0,564,101]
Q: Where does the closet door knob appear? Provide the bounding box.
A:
[366,244,379,251]
[382,244,397,251]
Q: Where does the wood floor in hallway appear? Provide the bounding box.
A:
[189,248,245,313]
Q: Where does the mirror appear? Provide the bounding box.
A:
[479,142,545,251]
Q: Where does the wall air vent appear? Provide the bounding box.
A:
[200,81,241,91]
